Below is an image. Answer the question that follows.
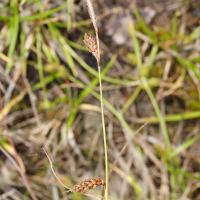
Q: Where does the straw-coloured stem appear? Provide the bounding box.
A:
[42,148,73,191]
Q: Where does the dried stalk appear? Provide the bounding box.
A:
[42,148,105,199]
[42,148,72,191]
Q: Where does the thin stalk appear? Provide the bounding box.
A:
[98,66,108,200]
[96,24,108,200]
[141,77,171,152]
[36,27,49,108]
[96,15,108,200]
[96,31,100,66]
[122,86,141,114]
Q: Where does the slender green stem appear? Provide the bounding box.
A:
[122,86,141,114]
[36,27,49,108]
[98,66,108,200]
[141,77,171,152]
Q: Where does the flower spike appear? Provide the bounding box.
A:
[83,33,98,61]
[73,178,106,193]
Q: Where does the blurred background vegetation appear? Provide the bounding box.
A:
[0,0,200,199]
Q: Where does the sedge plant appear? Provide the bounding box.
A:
[83,0,108,199]
[43,0,108,199]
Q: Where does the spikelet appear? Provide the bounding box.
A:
[83,33,98,60]
[73,178,106,193]
[85,0,97,31]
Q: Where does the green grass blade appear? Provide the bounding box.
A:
[169,134,200,159]
[48,23,78,76]
[65,38,89,51]
[141,77,171,152]
[140,110,200,123]
[186,25,200,41]
[20,3,68,21]
[6,1,19,73]
[122,86,141,114]
[149,44,158,69]
[32,73,61,91]
[176,57,200,79]
[170,11,178,37]
[129,14,142,72]
[36,27,49,108]
[133,7,157,44]
[67,0,73,31]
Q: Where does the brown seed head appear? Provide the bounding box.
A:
[83,33,98,60]
[73,178,106,193]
